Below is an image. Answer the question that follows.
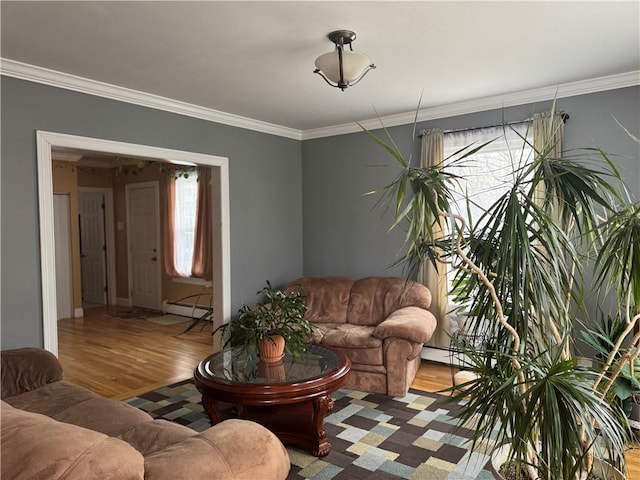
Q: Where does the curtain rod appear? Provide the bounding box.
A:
[419,112,569,137]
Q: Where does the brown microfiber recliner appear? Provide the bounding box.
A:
[1,347,290,480]
[283,276,437,396]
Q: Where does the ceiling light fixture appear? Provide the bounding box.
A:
[314,30,376,91]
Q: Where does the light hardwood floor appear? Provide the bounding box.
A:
[58,307,638,477]
[58,307,215,401]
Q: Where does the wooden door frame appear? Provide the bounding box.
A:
[78,187,116,308]
[125,181,162,310]
[37,131,231,356]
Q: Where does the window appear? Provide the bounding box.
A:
[444,123,533,230]
[173,171,198,277]
[443,123,533,326]
[164,166,212,284]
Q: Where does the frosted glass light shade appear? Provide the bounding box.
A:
[314,50,373,84]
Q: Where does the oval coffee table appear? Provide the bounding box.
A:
[194,344,351,457]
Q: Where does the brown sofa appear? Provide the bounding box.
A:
[283,276,437,396]
[1,347,290,480]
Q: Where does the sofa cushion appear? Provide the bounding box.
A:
[285,276,354,324]
[118,419,197,455]
[53,397,154,437]
[1,400,144,480]
[347,277,432,326]
[5,380,100,416]
[316,324,381,349]
[5,380,154,438]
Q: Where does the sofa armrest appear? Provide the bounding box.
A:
[1,347,64,399]
[372,307,437,344]
[144,419,290,480]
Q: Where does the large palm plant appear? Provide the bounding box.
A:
[363,107,638,479]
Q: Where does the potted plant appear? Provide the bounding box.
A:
[362,104,637,479]
[582,314,640,422]
[214,280,316,361]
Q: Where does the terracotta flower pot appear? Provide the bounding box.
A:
[258,335,285,362]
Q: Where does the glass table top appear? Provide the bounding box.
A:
[200,344,341,385]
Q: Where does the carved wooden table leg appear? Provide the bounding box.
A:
[311,395,334,457]
[201,395,220,424]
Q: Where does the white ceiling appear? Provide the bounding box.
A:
[2,1,639,138]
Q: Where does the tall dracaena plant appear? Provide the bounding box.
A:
[362,107,633,479]
[590,129,640,429]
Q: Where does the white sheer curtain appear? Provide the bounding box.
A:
[443,123,534,341]
[173,172,198,277]
[445,123,533,227]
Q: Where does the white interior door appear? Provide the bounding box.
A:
[127,182,161,310]
[79,191,107,306]
[53,194,73,320]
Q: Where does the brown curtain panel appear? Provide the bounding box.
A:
[533,111,565,161]
[163,175,181,277]
[418,128,450,347]
[533,111,566,217]
[191,166,213,281]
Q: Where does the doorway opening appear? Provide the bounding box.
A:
[37,131,231,356]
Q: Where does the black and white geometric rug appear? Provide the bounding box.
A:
[126,380,498,480]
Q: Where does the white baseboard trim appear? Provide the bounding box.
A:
[422,347,596,371]
[420,346,452,364]
[162,300,211,319]
[421,345,475,367]
[73,307,84,318]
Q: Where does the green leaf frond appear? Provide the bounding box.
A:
[594,203,640,311]
[526,151,621,242]
[357,122,408,169]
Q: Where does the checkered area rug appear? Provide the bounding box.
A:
[125,380,498,480]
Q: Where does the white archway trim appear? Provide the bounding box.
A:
[36,131,231,356]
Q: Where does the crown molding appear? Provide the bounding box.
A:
[0,58,303,140]
[2,58,637,142]
[301,71,640,140]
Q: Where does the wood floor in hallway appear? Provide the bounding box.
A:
[58,307,215,401]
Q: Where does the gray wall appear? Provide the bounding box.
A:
[302,87,640,322]
[1,77,303,349]
[2,76,638,351]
